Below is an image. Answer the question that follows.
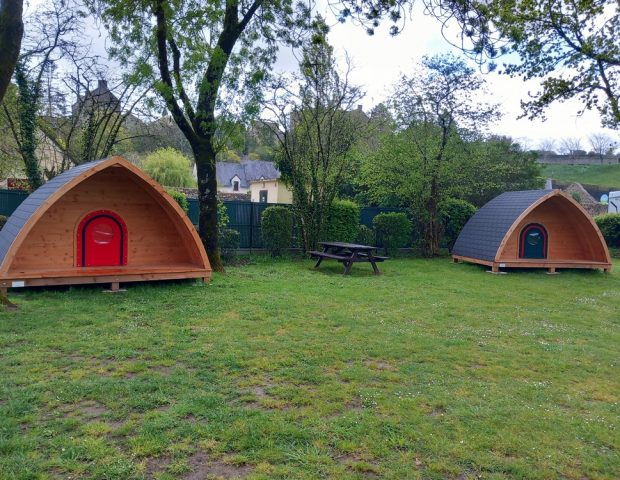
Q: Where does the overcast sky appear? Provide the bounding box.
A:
[285,2,619,151]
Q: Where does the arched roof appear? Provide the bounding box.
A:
[452,190,554,262]
[0,159,108,266]
[0,157,209,273]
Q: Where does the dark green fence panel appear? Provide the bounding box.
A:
[0,189,29,216]
[0,189,409,249]
[187,198,199,224]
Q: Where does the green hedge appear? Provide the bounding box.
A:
[439,198,477,252]
[262,206,293,256]
[166,189,189,214]
[595,213,620,248]
[373,212,412,255]
[355,224,375,246]
[322,200,360,242]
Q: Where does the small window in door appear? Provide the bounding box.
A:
[259,190,268,203]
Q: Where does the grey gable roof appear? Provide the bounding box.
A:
[0,159,108,267]
[216,160,280,188]
[452,190,553,262]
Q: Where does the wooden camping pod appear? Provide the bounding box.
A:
[0,156,211,290]
[452,189,612,273]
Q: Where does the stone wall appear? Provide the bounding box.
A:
[538,153,620,165]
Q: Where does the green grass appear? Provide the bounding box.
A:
[1,258,619,479]
[542,163,620,188]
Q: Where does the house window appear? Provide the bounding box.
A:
[233,180,239,192]
[259,190,268,203]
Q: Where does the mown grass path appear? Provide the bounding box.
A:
[1,258,619,479]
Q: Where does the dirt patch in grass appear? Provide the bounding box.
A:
[429,405,446,417]
[337,453,380,478]
[182,452,252,479]
[144,455,171,477]
[364,359,395,371]
[76,400,109,419]
[345,395,363,411]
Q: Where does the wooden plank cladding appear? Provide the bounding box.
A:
[0,157,211,289]
[452,190,612,273]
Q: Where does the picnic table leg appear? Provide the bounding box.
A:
[370,260,381,275]
[343,260,353,275]
[314,245,329,268]
[342,251,357,275]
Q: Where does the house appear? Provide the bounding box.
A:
[452,189,611,273]
[72,80,121,116]
[194,159,293,203]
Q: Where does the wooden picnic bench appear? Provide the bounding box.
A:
[309,241,388,275]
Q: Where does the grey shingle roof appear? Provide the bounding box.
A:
[452,190,553,262]
[216,160,280,188]
[0,159,108,267]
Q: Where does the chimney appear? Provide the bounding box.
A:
[98,79,108,90]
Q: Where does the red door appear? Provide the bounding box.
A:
[77,211,127,267]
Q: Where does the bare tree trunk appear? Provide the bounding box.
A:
[0,0,23,104]
[426,175,440,256]
[193,140,223,272]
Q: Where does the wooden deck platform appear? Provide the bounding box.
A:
[0,263,211,289]
[453,255,612,273]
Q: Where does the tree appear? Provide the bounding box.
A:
[388,54,499,255]
[142,148,195,187]
[2,0,151,188]
[559,136,583,157]
[427,0,620,128]
[90,0,311,271]
[588,132,617,161]
[0,0,23,104]
[263,20,365,252]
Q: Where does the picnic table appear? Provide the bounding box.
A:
[309,241,388,275]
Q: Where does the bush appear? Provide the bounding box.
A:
[0,215,7,230]
[355,224,375,246]
[439,198,477,252]
[143,148,195,187]
[595,213,620,248]
[219,228,241,263]
[373,212,412,255]
[166,189,189,214]
[322,200,360,242]
[261,206,293,256]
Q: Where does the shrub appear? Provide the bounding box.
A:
[166,189,189,214]
[142,148,195,187]
[439,198,477,252]
[595,213,620,248]
[322,200,360,242]
[261,206,293,256]
[218,200,229,231]
[219,228,241,263]
[373,212,412,255]
[355,224,375,246]
[0,215,7,230]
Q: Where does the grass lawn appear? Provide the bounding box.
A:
[542,163,620,189]
[1,258,619,479]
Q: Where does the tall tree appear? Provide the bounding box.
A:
[390,54,499,255]
[0,0,23,104]
[425,0,620,128]
[362,55,498,256]
[90,0,311,271]
[263,19,365,252]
